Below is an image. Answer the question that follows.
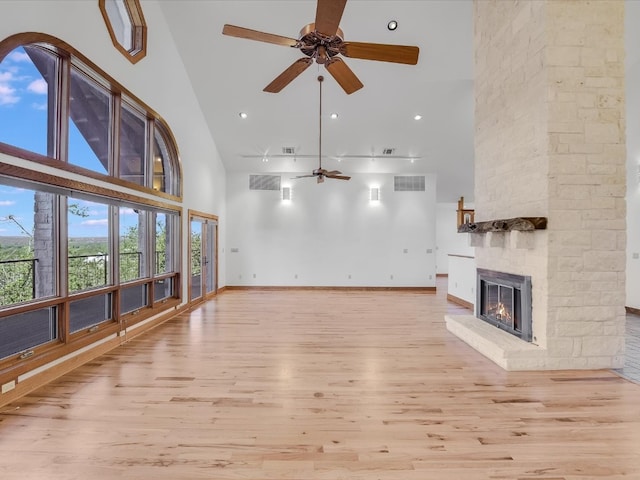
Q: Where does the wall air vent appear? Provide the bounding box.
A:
[394,176,425,192]
[382,148,395,155]
[249,174,281,191]
[282,146,295,155]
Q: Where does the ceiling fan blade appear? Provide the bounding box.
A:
[326,174,351,180]
[324,170,342,175]
[340,42,420,65]
[293,174,316,179]
[264,58,313,93]
[222,24,299,47]
[314,0,348,37]
[325,58,363,95]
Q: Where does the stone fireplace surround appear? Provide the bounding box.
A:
[445,230,549,371]
[447,1,626,372]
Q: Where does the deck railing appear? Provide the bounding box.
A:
[0,252,164,305]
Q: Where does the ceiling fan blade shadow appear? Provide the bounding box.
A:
[326,174,351,180]
[264,58,314,93]
[340,42,419,65]
[314,0,348,37]
[325,58,363,95]
[222,24,299,47]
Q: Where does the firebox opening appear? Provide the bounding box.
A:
[476,269,532,342]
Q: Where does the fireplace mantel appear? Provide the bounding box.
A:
[457,217,547,233]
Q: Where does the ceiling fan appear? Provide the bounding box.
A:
[222,0,420,94]
[294,75,350,184]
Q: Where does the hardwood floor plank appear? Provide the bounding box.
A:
[0,283,639,479]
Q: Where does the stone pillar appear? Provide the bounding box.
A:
[33,192,55,298]
[448,0,625,370]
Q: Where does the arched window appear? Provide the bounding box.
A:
[0,33,182,381]
[0,33,181,197]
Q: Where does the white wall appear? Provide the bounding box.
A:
[627,1,640,309]
[435,202,475,274]
[226,172,437,287]
[447,255,476,307]
[627,58,640,309]
[0,0,227,292]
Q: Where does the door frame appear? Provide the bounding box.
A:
[187,209,218,306]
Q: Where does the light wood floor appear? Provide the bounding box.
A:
[1,283,640,480]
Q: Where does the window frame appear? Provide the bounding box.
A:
[0,32,185,381]
[98,0,148,64]
[0,164,183,376]
[0,32,183,201]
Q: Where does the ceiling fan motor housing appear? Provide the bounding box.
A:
[299,23,344,63]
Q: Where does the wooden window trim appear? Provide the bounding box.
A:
[98,0,147,64]
[0,32,183,200]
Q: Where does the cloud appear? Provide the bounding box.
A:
[8,51,30,63]
[31,102,47,111]
[0,200,16,206]
[120,207,137,215]
[27,78,47,95]
[0,72,20,105]
[82,219,109,227]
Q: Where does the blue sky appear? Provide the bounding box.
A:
[0,47,120,239]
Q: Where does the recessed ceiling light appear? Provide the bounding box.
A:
[330,113,338,119]
[414,114,422,120]
[239,112,248,119]
[262,157,268,163]
[387,20,398,31]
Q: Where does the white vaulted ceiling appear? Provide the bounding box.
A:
[158,0,474,202]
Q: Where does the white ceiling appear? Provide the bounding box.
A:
[159,0,474,202]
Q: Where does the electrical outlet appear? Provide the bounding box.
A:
[348,274,352,279]
[230,247,239,253]
[252,273,256,278]
[403,248,408,254]
[426,248,433,254]
[633,253,639,260]
[294,274,298,279]
[2,380,16,394]
[390,274,394,280]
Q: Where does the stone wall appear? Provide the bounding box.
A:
[449,0,625,370]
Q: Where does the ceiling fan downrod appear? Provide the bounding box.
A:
[318,75,323,171]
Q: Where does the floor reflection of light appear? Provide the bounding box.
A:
[189,317,204,341]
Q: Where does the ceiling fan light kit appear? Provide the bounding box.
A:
[222,0,419,95]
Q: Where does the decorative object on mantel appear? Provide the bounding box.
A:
[457,217,547,233]
[456,196,475,228]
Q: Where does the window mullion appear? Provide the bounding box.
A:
[57,51,71,163]
[111,93,121,178]
[146,117,154,190]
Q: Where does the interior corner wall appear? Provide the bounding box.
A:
[226,172,437,287]
[0,0,227,291]
[436,202,475,274]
